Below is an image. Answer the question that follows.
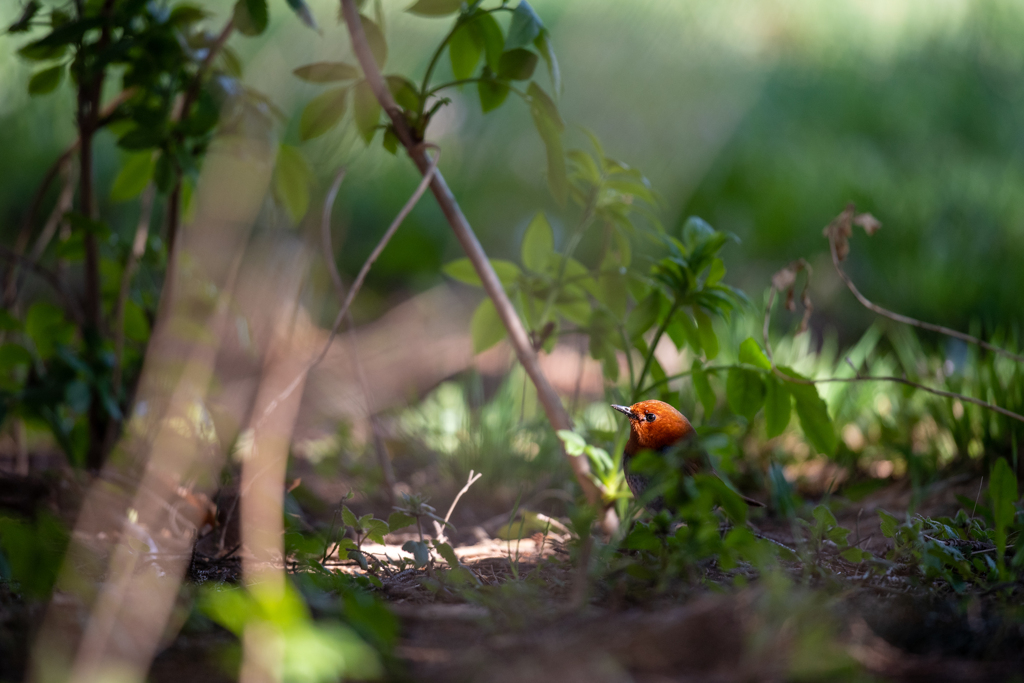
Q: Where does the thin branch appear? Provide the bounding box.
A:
[313,145,440,368]
[632,299,679,403]
[250,147,441,440]
[340,0,602,507]
[320,166,398,503]
[763,285,1024,424]
[828,228,1024,364]
[434,470,482,544]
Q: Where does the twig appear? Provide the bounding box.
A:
[827,227,1024,364]
[762,288,1024,424]
[312,145,440,368]
[243,143,442,494]
[434,470,482,544]
[340,0,601,507]
[320,167,397,502]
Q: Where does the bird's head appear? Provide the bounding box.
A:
[611,400,694,455]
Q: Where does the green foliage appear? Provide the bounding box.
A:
[5,0,299,466]
[292,0,564,184]
[201,581,383,683]
[0,513,69,599]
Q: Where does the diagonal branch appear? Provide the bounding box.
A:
[827,221,1024,365]
[762,285,1024,425]
[339,0,602,507]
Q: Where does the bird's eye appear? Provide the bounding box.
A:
[645,413,656,422]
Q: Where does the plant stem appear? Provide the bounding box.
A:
[632,299,679,402]
[341,0,603,507]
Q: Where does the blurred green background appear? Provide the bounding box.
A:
[2,0,1022,336]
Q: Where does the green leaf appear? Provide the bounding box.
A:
[273,144,312,224]
[726,367,765,420]
[233,0,268,36]
[110,152,154,203]
[691,359,716,416]
[533,29,560,95]
[474,14,504,72]
[123,301,150,343]
[521,212,554,271]
[387,512,416,531]
[449,22,483,81]
[693,308,719,359]
[7,1,41,33]
[386,75,420,112]
[443,258,521,287]
[299,87,348,141]
[347,549,369,570]
[117,128,163,151]
[382,127,399,154]
[341,505,358,529]
[477,78,509,113]
[812,504,838,529]
[557,430,586,456]
[705,257,726,286]
[763,375,791,438]
[293,62,359,83]
[878,509,899,539]
[353,80,381,144]
[360,15,388,67]
[284,0,318,30]
[402,540,430,568]
[25,302,74,359]
[990,458,1018,568]
[497,49,538,81]
[505,1,542,50]
[779,366,837,456]
[365,519,390,544]
[432,541,460,569]
[153,152,174,193]
[470,298,506,353]
[626,292,661,341]
[738,337,771,370]
[527,82,566,204]
[27,64,63,96]
[406,0,463,16]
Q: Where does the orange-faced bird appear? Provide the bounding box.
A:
[612,400,764,511]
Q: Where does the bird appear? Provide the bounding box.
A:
[611,400,765,511]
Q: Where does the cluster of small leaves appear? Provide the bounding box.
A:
[557,429,625,502]
[444,138,656,366]
[877,459,1022,589]
[292,0,565,197]
[609,470,773,595]
[4,0,317,465]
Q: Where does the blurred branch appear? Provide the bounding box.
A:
[320,167,398,503]
[164,18,236,308]
[251,143,441,442]
[339,0,604,509]
[825,208,1024,364]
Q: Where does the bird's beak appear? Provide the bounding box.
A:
[610,404,634,419]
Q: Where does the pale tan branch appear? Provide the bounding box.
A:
[339,0,602,507]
